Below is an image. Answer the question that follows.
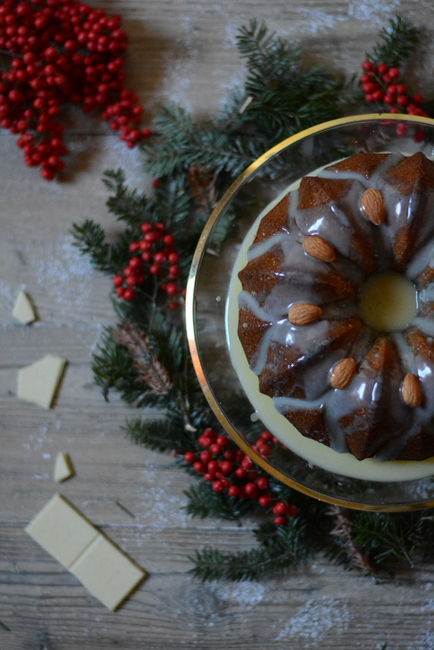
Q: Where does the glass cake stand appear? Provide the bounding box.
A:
[185,114,434,511]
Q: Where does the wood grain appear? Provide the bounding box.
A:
[2,2,434,649]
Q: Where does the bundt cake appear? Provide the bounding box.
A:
[237,151,434,461]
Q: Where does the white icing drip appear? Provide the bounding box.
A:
[391,332,416,374]
[239,290,274,322]
[318,170,368,183]
[419,284,434,303]
[406,239,434,279]
[413,316,434,338]
[274,395,324,412]
[248,231,290,261]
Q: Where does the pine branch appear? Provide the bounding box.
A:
[189,519,308,581]
[71,219,128,274]
[91,327,149,403]
[124,416,196,453]
[367,16,419,68]
[351,512,416,569]
[103,169,153,230]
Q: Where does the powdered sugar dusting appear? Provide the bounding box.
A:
[275,596,351,645]
[407,624,434,650]
[348,0,402,26]
[34,234,94,312]
[214,581,267,607]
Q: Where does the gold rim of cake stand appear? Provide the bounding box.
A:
[185,113,434,512]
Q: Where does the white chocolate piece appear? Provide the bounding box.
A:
[54,452,74,482]
[25,494,98,569]
[70,535,147,611]
[26,494,147,610]
[12,290,37,324]
[17,354,66,408]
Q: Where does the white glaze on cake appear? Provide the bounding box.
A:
[227,152,434,480]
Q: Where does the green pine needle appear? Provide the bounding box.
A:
[367,15,419,68]
[189,518,308,581]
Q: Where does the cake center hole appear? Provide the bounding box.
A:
[358,272,417,332]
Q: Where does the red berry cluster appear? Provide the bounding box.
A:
[361,60,430,140]
[183,428,298,526]
[113,220,181,308]
[0,0,150,180]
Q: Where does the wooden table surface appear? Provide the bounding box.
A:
[2,2,434,649]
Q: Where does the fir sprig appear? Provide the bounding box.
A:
[190,519,309,582]
[367,16,419,68]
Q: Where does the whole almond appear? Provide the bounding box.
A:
[330,358,356,390]
[302,235,336,263]
[360,188,386,226]
[288,303,322,326]
[401,373,423,408]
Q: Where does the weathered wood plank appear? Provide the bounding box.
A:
[2,0,434,648]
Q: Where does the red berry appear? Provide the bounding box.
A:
[204,473,214,482]
[377,62,388,74]
[193,461,206,474]
[413,94,424,105]
[362,82,378,94]
[166,283,179,296]
[384,95,395,105]
[123,288,136,300]
[129,256,142,269]
[259,494,272,507]
[223,450,235,460]
[257,477,269,490]
[388,67,400,79]
[183,451,196,463]
[198,435,212,447]
[241,456,254,470]
[244,482,259,498]
[207,460,219,474]
[413,129,427,142]
[168,252,180,264]
[362,60,375,72]
[273,501,287,516]
[261,431,273,441]
[113,274,124,287]
[212,480,224,493]
[228,485,239,498]
[216,435,230,447]
[141,222,153,233]
[397,95,409,107]
[200,450,212,463]
[286,505,299,517]
[372,90,384,102]
[274,516,286,526]
[396,84,407,94]
[210,443,222,455]
[219,460,233,474]
[235,467,246,479]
